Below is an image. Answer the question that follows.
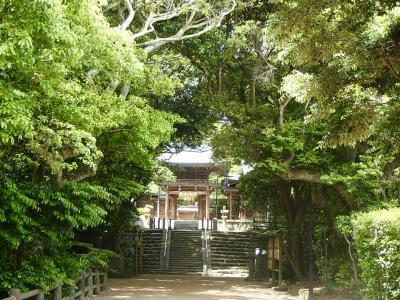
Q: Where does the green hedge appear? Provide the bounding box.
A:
[352,208,400,299]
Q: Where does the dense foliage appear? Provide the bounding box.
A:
[339,208,400,299]
[163,0,400,292]
[0,0,179,293]
[1,0,400,297]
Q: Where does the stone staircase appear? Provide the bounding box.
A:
[209,231,259,275]
[167,230,203,274]
[140,229,264,276]
[141,229,164,274]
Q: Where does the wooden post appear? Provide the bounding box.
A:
[205,189,209,220]
[88,270,94,297]
[53,285,62,300]
[94,271,100,294]
[212,218,217,231]
[197,196,204,220]
[271,238,276,283]
[103,273,109,291]
[164,187,169,224]
[157,193,160,218]
[10,289,21,300]
[37,291,44,300]
[229,191,232,220]
[69,286,75,300]
[79,273,85,300]
[135,232,139,275]
[278,236,283,285]
[170,195,176,220]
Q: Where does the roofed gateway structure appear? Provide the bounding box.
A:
[137,154,258,229]
[161,162,223,225]
[132,151,282,281]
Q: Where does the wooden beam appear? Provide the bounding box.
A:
[164,187,169,222]
[205,187,209,220]
[229,191,232,220]
[168,191,210,195]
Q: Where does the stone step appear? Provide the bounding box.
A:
[170,254,201,257]
[211,256,248,261]
[211,238,257,242]
[210,240,256,245]
[169,258,202,262]
[141,230,163,274]
[211,252,249,257]
[212,262,248,266]
[168,230,203,274]
[168,261,203,265]
[211,258,249,262]
[167,271,202,275]
[211,247,249,252]
[168,267,203,270]
[209,232,261,272]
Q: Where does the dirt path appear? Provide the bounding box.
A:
[98,275,299,300]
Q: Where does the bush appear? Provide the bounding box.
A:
[0,242,116,296]
[317,256,354,293]
[351,208,400,299]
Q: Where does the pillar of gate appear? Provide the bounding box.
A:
[198,195,205,220]
[170,194,177,220]
[205,187,210,220]
[164,187,169,226]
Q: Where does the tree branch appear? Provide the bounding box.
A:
[383,56,400,81]
[278,168,324,184]
[118,0,135,30]
[71,169,95,182]
[278,168,360,210]
[120,82,131,100]
[86,69,98,85]
[106,0,236,52]
[142,0,236,53]
[104,1,122,12]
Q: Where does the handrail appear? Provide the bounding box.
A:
[20,290,40,300]
[3,270,108,300]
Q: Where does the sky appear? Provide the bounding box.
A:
[159,147,253,174]
[159,148,213,164]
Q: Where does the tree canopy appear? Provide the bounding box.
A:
[1,0,400,297]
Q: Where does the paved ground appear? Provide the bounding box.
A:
[99,275,300,300]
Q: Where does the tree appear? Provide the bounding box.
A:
[103,0,236,53]
[0,0,179,291]
[266,0,400,148]
[171,0,400,281]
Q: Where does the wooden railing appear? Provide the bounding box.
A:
[149,218,216,230]
[3,270,108,300]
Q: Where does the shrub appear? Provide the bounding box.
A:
[317,256,354,293]
[0,242,116,296]
[351,208,400,299]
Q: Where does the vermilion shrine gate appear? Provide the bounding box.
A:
[133,159,283,283]
[141,161,244,228]
[161,162,217,223]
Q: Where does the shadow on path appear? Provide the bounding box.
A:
[97,275,299,300]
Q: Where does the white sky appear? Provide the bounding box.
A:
[159,147,253,175]
[159,148,213,164]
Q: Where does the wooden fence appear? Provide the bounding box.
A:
[2,270,108,300]
[149,218,216,230]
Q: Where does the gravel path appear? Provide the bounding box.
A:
[98,275,300,300]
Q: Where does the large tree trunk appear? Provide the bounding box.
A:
[277,180,306,280]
